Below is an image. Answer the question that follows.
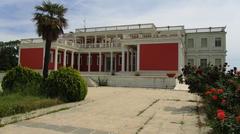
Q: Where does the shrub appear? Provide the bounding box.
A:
[43,67,87,102]
[134,72,140,76]
[1,66,42,95]
[178,63,240,133]
[97,77,108,86]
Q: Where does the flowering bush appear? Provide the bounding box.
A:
[178,63,240,133]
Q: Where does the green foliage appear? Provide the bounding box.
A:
[0,93,62,118]
[33,1,68,78]
[1,66,43,95]
[179,63,240,133]
[43,67,87,102]
[0,40,19,71]
[97,77,108,86]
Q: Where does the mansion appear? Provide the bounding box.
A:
[19,23,226,76]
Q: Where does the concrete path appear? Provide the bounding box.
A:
[0,87,206,134]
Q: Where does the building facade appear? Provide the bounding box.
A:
[19,23,226,75]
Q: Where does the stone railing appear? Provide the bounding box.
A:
[21,38,43,44]
[185,27,226,33]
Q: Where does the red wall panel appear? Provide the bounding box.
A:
[20,48,43,69]
[140,43,178,71]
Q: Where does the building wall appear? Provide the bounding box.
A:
[185,32,226,67]
[140,43,178,71]
[20,48,43,69]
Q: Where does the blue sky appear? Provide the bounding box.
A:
[0,0,239,67]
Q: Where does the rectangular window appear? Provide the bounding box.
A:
[129,34,139,39]
[215,59,222,66]
[57,53,62,64]
[187,38,194,48]
[50,51,54,63]
[142,33,152,38]
[119,55,122,65]
[200,59,207,68]
[187,59,194,66]
[215,38,222,47]
[201,38,208,48]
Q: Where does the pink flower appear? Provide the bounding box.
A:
[221,99,226,105]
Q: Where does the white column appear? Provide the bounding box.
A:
[121,48,125,72]
[105,35,107,47]
[104,55,107,72]
[88,52,91,72]
[54,47,58,70]
[130,49,133,72]
[77,52,81,71]
[114,54,117,71]
[110,51,113,72]
[99,52,102,72]
[135,50,137,71]
[71,51,74,68]
[126,48,129,72]
[85,36,87,47]
[137,45,140,71]
[18,47,21,65]
[63,49,67,67]
[94,35,97,46]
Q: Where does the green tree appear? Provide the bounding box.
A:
[0,40,19,70]
[33,0,68,79]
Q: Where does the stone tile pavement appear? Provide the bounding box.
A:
[0,87,208,134]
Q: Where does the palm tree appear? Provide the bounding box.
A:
[33,0,68,79]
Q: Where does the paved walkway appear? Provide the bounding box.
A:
[0,87,207,134]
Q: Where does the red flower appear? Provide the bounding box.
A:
[217,109,226,121]
[209,88,217,94]
[205,91,212,95]
[217,89,224,94]
[212,95,218,100]
[236,115,240,123]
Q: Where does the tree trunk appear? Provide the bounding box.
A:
[43,39,51,79]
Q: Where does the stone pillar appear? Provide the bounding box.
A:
[94,35,97,47]
[130,49,133,72]
[99,52,102,72]
[126,48,129,72]
[18,48,21,65]
[137,45,140,71]
[135,50,137,71]
[63,49,67,67]
[78,52,81,71]
[54,47,58,70]
[85,36,87,47]
[110,51,113,72]
[71,51,74,68]
[88,52,91,72]
[121,48,125,72]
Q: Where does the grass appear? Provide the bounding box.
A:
[0,93,63,118]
